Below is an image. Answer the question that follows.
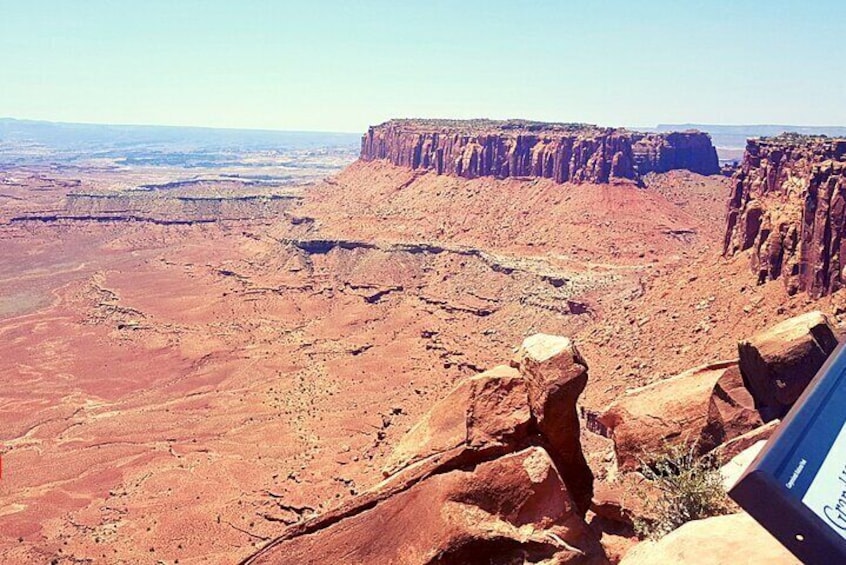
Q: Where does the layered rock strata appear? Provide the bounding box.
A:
[10,182,301,225]
[724,134,846,296]
[360,119,719,185]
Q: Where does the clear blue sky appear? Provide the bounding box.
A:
[1,0,843,132]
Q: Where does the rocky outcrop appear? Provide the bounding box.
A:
[723,134,846,296]
[243,335,607,564]
[591,481,644,528]
[703,365,765,448]
[599,311,838,471]
[599,361,762,471]
[382,335,594,515]
[381,365,533,479]
[631,131,721,176]
[591,312,842,563]
[619,513,800,565]
[360,119,719,185]
[513,334,594,513]
[738,310,839,421]
[712,420,779,465]
[246,448,605,565]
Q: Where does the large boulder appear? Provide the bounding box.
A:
[712,420,779,465]
[513,333,594,514]
[703,365,764,446]
[619,512,800,565]
[599,362,761,471]
[385,334,595,515]
[244,447,608,565]
[738,311,838,420]
[382,365,532,479]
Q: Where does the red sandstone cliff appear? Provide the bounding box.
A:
[724,134,846,296]
[360,119,719,185]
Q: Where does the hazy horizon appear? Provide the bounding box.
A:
[2,1,844,132]
[3,115,846,137]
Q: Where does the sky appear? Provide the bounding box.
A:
[1,0,844,133]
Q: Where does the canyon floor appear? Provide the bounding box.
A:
[2,160,843,563]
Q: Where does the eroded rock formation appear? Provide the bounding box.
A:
[360,119,719,185]
[380,365,534,481]
[598,361,762,471]
[619,513,800,565]
[248,448,603,565]
[738,310,838,421]
[243,334,607,564]
[512,334,594,513]
[724,134,846,296]
[599,311,839,472]
[11,181,301,225]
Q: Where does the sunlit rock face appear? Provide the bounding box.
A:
[360,119,719,185]
[724,134,846,297]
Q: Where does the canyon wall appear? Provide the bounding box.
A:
[360,119,719,184]
[724,134,846,296]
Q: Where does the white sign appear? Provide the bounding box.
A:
[802,421,846,540]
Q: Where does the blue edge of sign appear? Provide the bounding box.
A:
[730,341,846,564]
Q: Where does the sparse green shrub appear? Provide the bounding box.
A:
[634,442,734,539]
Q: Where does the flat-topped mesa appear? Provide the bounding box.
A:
[360,119,719,184]
[724,134,846,296]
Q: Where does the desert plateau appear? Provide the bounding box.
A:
[0,116,844,564]
[3,2,845,563]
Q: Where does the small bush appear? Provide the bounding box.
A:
[634,442,734,539]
